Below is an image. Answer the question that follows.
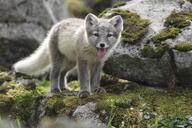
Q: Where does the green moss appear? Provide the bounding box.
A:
[173,43,192,52]
[164,11,192,28]
[0,82,15,93]
[35,80,50,95]
[65,0,91,18]
[0,79,50,120]
[7,87,37,120]
[1,77,192,127]
[90,0,113,15]
[98,8,111,17]
[112,2,126,8]
[0,94,13,114]
[65,0,113,17]
[67,81,80,91]
[100,10,150,44]
[0,72,12,85]
[102,87,192,127]
[46,94,65,116]
[140,44,169,58]
[150,28,181,44]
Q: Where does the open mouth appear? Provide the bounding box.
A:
[97,48,107,60]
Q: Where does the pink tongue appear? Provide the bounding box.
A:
[97,48,106,60]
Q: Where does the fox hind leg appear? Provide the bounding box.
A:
[59,70,68,91]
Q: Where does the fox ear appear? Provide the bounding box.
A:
[85,13,99,29]
[109,15,123,32]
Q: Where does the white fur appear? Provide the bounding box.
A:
[13,32,51,75]
[13,16,123,76]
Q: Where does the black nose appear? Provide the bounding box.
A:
[100,43,105,48]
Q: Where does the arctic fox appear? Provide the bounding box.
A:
[13,13,123,98]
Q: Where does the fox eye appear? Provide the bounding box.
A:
[107,33,113,37]
[93,32,99,37]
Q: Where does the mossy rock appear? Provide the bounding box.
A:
[90,0,113,15]
[100,10,150,44]
[112,2,126,8]
[164,11,192,28]
[65,0,113,18]
[0,72,12,85]
[0,94,14,115]
[0,79,192,127]
[173,43,192,52]
[97,86,192,127]
[65,0,91,18]
[150,28,181,44]
[140,44,169,58]
[7,87,37,120]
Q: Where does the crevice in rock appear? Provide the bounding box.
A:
[167,49,177,89]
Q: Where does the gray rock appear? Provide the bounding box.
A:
[104,0,192,87]
[73,102,107,128]
[174,50,192,86]
[0,0,66,68]
[104,52,173,87]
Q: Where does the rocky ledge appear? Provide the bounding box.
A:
[0,72,192,128]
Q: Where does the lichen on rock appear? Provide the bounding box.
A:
[100,10,150,44]
[112,2,127,8]
[140,44,169,58]
[173,43,192,52]
[164,11,192,29]
[150,28,181,44]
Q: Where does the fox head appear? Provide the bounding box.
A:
[85,13,123,60]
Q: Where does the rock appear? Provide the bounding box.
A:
[103,0,192,87]
[0,0,66,68]
[73,102,107,128]
[173,50,192,85]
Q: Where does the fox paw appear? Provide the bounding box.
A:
[78,91,90,98]
[93,87,106,94]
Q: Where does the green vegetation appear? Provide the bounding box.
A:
[65,0,114,18]
[0,72,12,84]
[7,87,37,120]
[65,0,91,18]
[173,43,192,52]
[164,11,192,28]
[98,8,110,17]
[140,44,169,58]
[112,2,126,8]
[0,72,192,127]
[148,11,192,57]
[150,28,181,44]
[100,10,150,44]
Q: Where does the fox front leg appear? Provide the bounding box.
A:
[77,58,90,98]
[90,62,106,94]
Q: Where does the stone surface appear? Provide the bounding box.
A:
[0,0,66,68]
[73,102,107,128]
[104,0,192,87]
